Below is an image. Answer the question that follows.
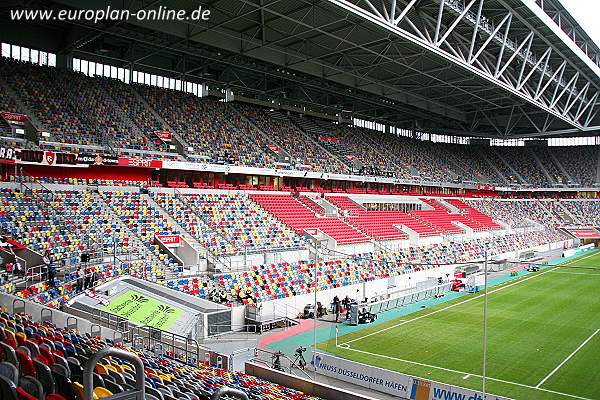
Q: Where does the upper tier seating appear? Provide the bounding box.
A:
[1,59,95,145]
[2,58,599,188]
[241,106,348,173]
[136,85,275,167]
[0,85,20,114]
[291,117,405,179]
[551,146,600,187]
[0,309,321,400]
[250,194,371,245]
[487,147,552,187]
[97,79,170,154]
[52,73,136,152]
[437,144,504,185]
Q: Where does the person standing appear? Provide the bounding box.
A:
[333,295,340,322]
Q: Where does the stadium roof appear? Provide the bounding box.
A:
[2,0,599,139]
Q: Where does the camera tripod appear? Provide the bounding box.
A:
[291,347,307,370]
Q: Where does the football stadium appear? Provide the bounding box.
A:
[0,0,599,399]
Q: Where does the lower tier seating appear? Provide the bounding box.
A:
[166,230,567,304]
[249,194,371,245]
[0,309,321,400]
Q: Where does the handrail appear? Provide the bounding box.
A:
[251,348,312,379]
[206,324,256,341]
[130,324,203,364]
[210,387,249,400]
[171,188,233,272]
[83,348,145,400]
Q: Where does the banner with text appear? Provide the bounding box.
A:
[312,352,507,400]
[154,131,173,143]
[0,111,28,125]
[118,157,163,169]
[76,153,119,166]
[155,234,181,248]
[0,146,16,164]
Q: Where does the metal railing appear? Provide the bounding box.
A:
[129,324,203,365]
[363,282,452,315]
[205,324,258,342]
[84,348,145,400]
[250,348,312,379]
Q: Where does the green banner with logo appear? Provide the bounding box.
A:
[102,290,183,331]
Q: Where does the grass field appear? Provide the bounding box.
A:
[319,251,600,400]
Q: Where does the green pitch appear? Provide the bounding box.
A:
[320,250,600,400]
[102,290,183,331]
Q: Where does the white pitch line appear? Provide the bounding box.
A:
[560,251,600,266]
[536,329,600,389]
[550,271,600,276]
[341,266,557,345]
[343,346,594,400]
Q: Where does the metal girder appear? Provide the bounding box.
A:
[532,0,600,69]
[17,0,599,137]
[324,0,599,133]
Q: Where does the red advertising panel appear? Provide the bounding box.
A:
[319,136,341,143]
[118,157,163,169]
[0,111,28,125]
[154,131,173,142]
[155,235,181,247]
[567,229,600,239]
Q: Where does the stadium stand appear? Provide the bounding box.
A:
[0,308,321,399]
[2,5,600,400]
[487,147,552,187]
[291,117,410,179]
[166,230,567,303]
[99,191,179,273]
[97,79,171,154]
[137,85,275,167]
[249,193,371,245]
[325,196,438,239]
[551,146,600,187]
[0,59,95,146]
[1,58,599,190]
[442,199,502,230]
[152,192,303,255]
[241,106,348,173]
[554,200,600,226]
[151,192,235,255]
